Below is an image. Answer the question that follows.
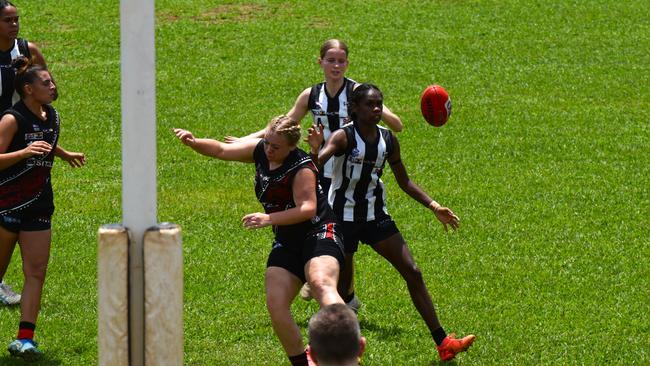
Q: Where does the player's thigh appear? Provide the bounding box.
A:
[372,232,418,273]
[0,224,18,252]
[265,266,302,309]
[305,255,340,287]
[18,229,52,271]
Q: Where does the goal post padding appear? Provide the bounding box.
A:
[98,225,130,366]
[144,223,183,366]
[98,223,183,366]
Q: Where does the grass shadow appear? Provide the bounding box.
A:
[0,304,21,312]
[358,318,405,341]
[0,355,62,365]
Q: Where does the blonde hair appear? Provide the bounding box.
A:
[266,115,301,146]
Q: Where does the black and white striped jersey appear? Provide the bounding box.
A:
[329,122,395,222]
[307,77,357,178]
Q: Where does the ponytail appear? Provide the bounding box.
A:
[12,56,48,99]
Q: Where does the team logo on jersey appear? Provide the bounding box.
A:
[25,132,44,141]
[32,125,41,131]
[26,159,53,168]
[348,148,364,165]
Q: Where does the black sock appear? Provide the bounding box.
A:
[431,326,447,346]
[343,291,356,303]
[19,322,36,331]
[288,351,308,366]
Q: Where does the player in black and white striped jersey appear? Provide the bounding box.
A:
[308,83,475,362]
[228,39,403,309]
[327,118,393,223]
[305,75,356,190]
[0,1,53,112]
[229,39,402,192]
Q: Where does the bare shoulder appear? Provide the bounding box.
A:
[0,113,17,126]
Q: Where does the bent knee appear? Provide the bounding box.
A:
[309,277,337,297]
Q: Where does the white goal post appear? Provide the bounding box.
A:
[98,1,183,365]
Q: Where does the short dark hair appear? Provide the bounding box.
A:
[0,1,15,13]
[308,304,360,364]
[349,83,383,121]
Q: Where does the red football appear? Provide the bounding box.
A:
[420,84,452,127]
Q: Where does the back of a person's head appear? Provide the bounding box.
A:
[308,303,362,365]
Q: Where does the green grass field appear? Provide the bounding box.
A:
[0,0,648,364]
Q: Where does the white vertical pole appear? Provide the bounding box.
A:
[120,0,156,365]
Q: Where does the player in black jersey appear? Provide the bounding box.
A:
[0,0,57,306]
[308,84,475,362]
[174,115,345,366]
[0,57,84,361]
[228,39,403,309]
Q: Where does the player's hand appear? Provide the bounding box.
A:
[173,128,196,146]
[306,124,324,152]
[434,207,460,232]
[23,141,52,158]
[223,136,240,144]
[242,212,271,230]
[61,151,86,167]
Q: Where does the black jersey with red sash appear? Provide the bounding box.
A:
[0,101,59,216]
[253,140,337,245]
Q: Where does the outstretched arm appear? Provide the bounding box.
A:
[173,128,257,163]
[225,88,311,143]
[242,168,317,229]
[55,146,85,167]
[286,87,311,122]
[388,134,459,231]
[29,42,48,68]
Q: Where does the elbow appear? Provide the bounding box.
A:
[398,180,411,192]
[303,204,317,221]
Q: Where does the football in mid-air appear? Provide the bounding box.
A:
[420,84,452,127]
